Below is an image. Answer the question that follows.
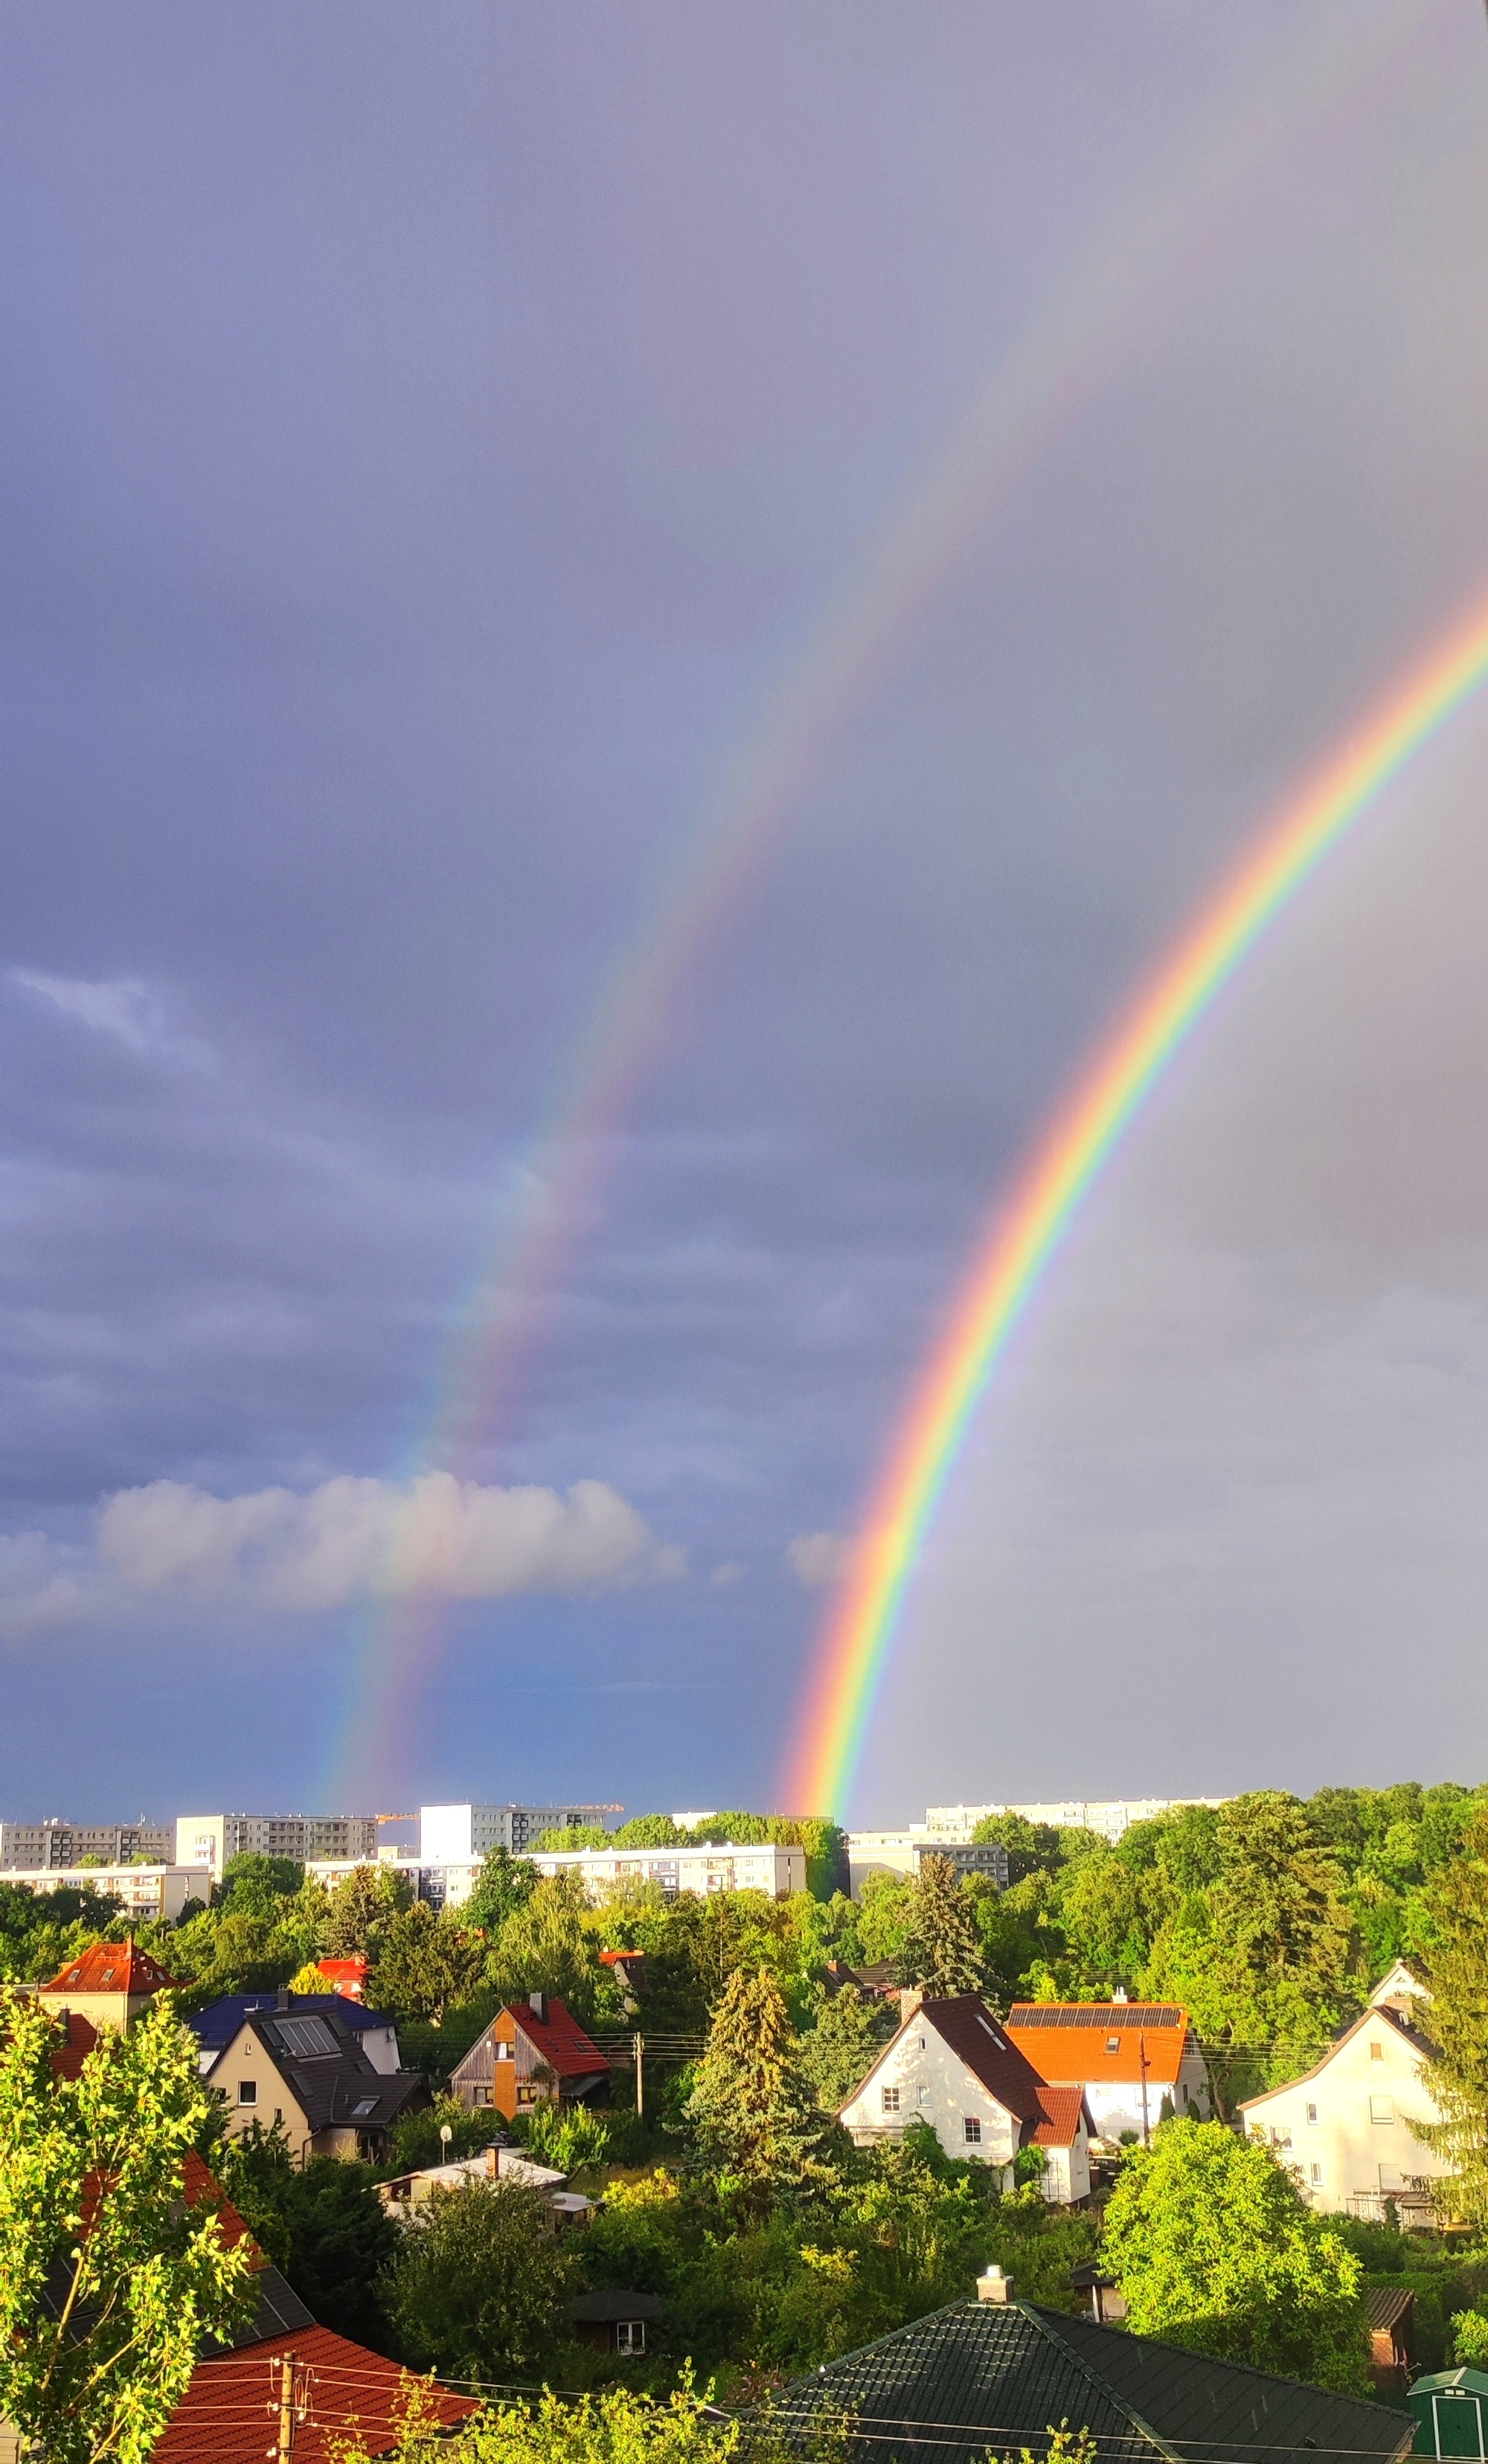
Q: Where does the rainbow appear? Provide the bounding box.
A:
[324,4,1429,1799]
[784,592,1488,1819]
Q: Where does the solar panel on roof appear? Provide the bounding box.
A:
[1009,2005,1181,2029]
[274,2015,339,2055]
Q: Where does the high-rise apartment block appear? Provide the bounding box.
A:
[923,1797,1226,1846]
[0,1818,175,1871]
[418,1802,621,1863]
[175,1812,380,1871]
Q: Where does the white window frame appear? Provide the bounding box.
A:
[881,2085,900,2114]
[963,2116,981,2145]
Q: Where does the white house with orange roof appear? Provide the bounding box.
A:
[1003,1999,1211,2142]
[837,1990,1093,2201]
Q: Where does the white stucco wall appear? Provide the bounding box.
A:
[839,2017,1020,2170]
[1241,2016,1450,2213]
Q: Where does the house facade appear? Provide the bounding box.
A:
[1238,1988,1451,2220]
[189,1991,403,2076]
[837,1991,1093,2201]
[450,1991,611,2119]
[204,2002,427,2163]
[1004,2000,1211,2141]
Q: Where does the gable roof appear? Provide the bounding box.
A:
[454,1997,609,2082]
[1005,2003,1193,2089]
[1028,2084,1092,2148]
[151,2323,478,2464]
[770,2300,1412,2464]
[844,1994,1054,2126]
[1238,2003,1440,2112]
[187,1993,395,2053]
[41,1940,182,1997]
[207,2005,426,2136]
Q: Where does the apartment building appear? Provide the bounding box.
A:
[175,1812,380,1871]
[922,1798,1227,1846]
[1,1863,208,1920]
[846,1834,1009,1896]
[0,1817,174,1870]
[417,1802,623,1861]
[527,1838,806,1901]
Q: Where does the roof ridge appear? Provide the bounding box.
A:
[1035,2303,1412,2422]
[1021,2305,1178,2461]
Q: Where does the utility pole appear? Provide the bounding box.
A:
[267,2352,303,2464]
[634,2029,644,2119]
[1139,2035,1150,2148]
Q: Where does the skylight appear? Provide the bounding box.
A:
[275,2015,339,2056]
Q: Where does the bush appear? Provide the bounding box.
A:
[382,2177,577,2382]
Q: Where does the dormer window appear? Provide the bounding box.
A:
[1106,2036,1120,2054]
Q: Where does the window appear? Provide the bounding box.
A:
[352,2097,379,2118]
[917,2086,932,2108]
[275,2108,283,2124]
[882,2086,900,2114]
[1306,2102,1318,2125]
[495,2041,514,2061]
[1270,2127,1292,2151]
[1370,2041,1384,2061]
[238,2081,257,2107]
[473,2085,493,2106]
[1310,2163,1324,2186]
[616,2321,647,2355]
[1370,2096,1394,2125]
[963,2118,981,2145]
[1106,2036,1120,2055]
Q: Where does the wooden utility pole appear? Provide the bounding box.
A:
[633,2029,644,2118]
[270,2352,298,2464]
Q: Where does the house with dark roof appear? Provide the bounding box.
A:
[36,1939,182,2032]
[837,1991,1094,2201]
[203,2000,428,2164]
[1003,2000,1211,2143]
[449,1991,610,2119]
[187,1991,402,2075]
[1238,1989,1451,2221]
[769,2291,1413,2464]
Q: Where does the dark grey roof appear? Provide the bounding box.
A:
[216,2264,318,2349]
[1364,2288,1414,2334]
[568,2291,666,2324]
[209,2001,426,2136]
[769,2301,1413,2464]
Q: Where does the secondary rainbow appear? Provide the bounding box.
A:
[784,592,1488,1820]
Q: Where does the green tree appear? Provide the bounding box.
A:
[218,2119,400,2346]
[684,1965,825,2196]
[489,1872,612,2024]
[382,2177,576,2382]
[462,1849,540,1936]
[612,1814,690,1848]
[1410,1814,1488,2219]
[799,1984,895,2111]
[0,1988,256,2464]
[1103,2119,1370,2393]
[322,1861,415,1961]
[899,1855,983,1998]
[855,1871,914,1965]
[371,1903,489,2025]
[216,1851,306,1914]
[970,1813,1060,1884]
[335,2372,743,2464]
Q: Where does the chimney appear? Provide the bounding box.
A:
[530,1988,548,2025]
[276,1985,290,2012]
[976,2265,1013,2305]
[899,1986,924,2024]
[1112,1985,1129,2005]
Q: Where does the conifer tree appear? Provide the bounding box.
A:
[684,1964,824,2194]
[1411,1814,1488,2220]
[899,1854,984,1999]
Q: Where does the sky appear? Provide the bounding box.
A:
[2,2,1488,1828]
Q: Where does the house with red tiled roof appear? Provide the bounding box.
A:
[837,1991,1094,2202]
[37,1939,182,2032]
[316,1956,368,2001]
[1003,1999,1211,2143]
[449,1991,610,2120]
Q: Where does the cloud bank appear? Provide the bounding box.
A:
[0,1472,682,1639]
[786,1529,859,1587]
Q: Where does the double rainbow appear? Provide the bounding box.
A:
[785,593,1488,1818]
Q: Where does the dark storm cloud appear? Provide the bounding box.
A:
[1,2,1486,1814]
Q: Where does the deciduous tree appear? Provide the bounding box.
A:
[0,1989,255,2464]
[1411,1814,1488,2221]
[382,2176,575,2382]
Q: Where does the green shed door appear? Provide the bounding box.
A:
[1430,2394,1487,2459]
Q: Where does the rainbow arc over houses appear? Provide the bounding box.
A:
[784,592,1488,1820]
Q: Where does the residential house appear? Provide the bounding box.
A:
[599,1948,647,2009]
[202,2000,427,2163]
[316,1955,368,2000]
[824,1958,901,2001]
[449,1992,611,2119]
[769,2284,1412,2464]
[188,1990,403,2075]
[1003,1999,1211,2141]
[836,1991,1094,2202]
[36,1939,181,2032]
[1238,1988,1451,2220]
[379,2142,593,2226]
[568,2290,664,2355]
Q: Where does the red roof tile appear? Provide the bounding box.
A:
[180,2150,257,2255]
[48,2009,100,2081]
[41,1941,182,1997]
[1006,2003,1192,2089]
[1029,2085,1091,2148]
[507,1997,609,2080]
[152,2326,478,2464]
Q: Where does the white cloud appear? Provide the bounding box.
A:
[0,1471,682,1639]
[10,970,206,1064]
[709,1560,745,1587]
[786,1529,859,1587]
